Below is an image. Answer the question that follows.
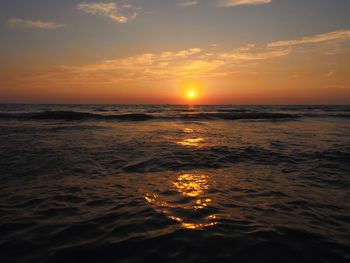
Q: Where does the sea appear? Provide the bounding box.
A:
[0,104,349,263]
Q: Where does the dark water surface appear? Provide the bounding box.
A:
[0,105,350,263]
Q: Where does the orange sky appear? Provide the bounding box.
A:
[1,1,350,104]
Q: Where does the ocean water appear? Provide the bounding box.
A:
[0,104,349,263]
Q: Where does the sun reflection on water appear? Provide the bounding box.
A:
[176,128,205,148]
[177,137,205,147]
[173,174,208,197]
[145,173,217,230]
[183,128,194,133]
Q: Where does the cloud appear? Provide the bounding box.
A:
[218,0,272,7]
[268,30,350,48]
[8,18,64,29]
[218,46,290,61]
[179,0,200,7]
[77,2,138,23]
[22,29,350,85]
[327,71,334,78]
[179,0,272,7]
[24,44,291,85]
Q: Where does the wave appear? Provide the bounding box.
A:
[178,112,296,120]
[0,111,154,121]
[3,110,349,122]
[1,110,350,123]
[0,110,297,122]
[331,114,350,118]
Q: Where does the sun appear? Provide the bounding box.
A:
[187,90,196,100]
[179,80,202,103]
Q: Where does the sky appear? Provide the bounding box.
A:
[0,0,350,104]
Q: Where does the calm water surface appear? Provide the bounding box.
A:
[0,105,349,262]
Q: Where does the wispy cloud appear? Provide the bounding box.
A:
[21,29,350,86]
[179,0,272,7]
[77,2,139,23]
[218,0,272,7]
[327,71,334,78]
[268,30,350,48]
[179,0,200,7]
[8,18,65,29]
[25,45,291,85]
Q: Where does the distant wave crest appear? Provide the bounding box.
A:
[0,110,298,121]
[0,111,154,121]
